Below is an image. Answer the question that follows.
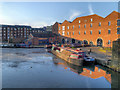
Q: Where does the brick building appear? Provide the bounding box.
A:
[25,31,59,45]
[52,11,120,47]
[1,25,46,43]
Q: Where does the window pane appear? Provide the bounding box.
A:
[99,30,101,34]
[117,19,120,26]
[108,21,111,26]
[117,28,120,34]
[108,30,111,34]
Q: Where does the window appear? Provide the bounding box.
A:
[90,23,92,27]
[14,28,16,30]
[73,31,74,35]
[84,31,86,34]
[67,26,69,29]
[108,40,111,45]
[117,19,120,26]
[79,31,80,35]
[108,21,111,26]
[99,30,101,34]
[90,30,92,35]
[73,25,74,29]
[84,24,86,28]
[62,26,65,30]
[62,31,65,35]
[99,22,101,26]
[79,25,80,28]
[67,32,69,35]
[117,28,120,34]
[7,27,10,30]
[79,20,81,23]
[108,30,111,34]
[91,18,93,22]
[59,27,60,30]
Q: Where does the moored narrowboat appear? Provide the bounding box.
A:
[51,46,84,66]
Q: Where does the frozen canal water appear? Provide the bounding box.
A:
[1,48,119,88]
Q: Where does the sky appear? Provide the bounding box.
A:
[0,2,118,28]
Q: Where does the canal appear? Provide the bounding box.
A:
[1,48,119,88]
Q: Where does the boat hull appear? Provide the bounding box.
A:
[51,49,83,66]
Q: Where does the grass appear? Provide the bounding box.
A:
[99,47,112,53]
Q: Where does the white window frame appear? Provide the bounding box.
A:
[62,26,65,30]
[79,20,81,23]
[91,18,93,22]
[67,26,69,29]
[62,31,65,35]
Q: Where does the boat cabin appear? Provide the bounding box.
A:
[69,54,83,59]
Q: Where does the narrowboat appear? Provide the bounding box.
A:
[51,46,84,66]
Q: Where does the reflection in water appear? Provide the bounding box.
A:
[53,56,111,84]
[2,48,119,88]
[80,67,111,84]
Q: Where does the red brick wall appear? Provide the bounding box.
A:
[53,11,120,47]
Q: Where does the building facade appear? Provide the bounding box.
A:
[52,11,120,47]
[25,32,60,45]
[1,25,46,43]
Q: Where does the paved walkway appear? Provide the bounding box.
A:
[74,47,112,61]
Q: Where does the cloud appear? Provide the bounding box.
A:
[88,4,94,15]
[0,16,55,28]
[69,10,82,21]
